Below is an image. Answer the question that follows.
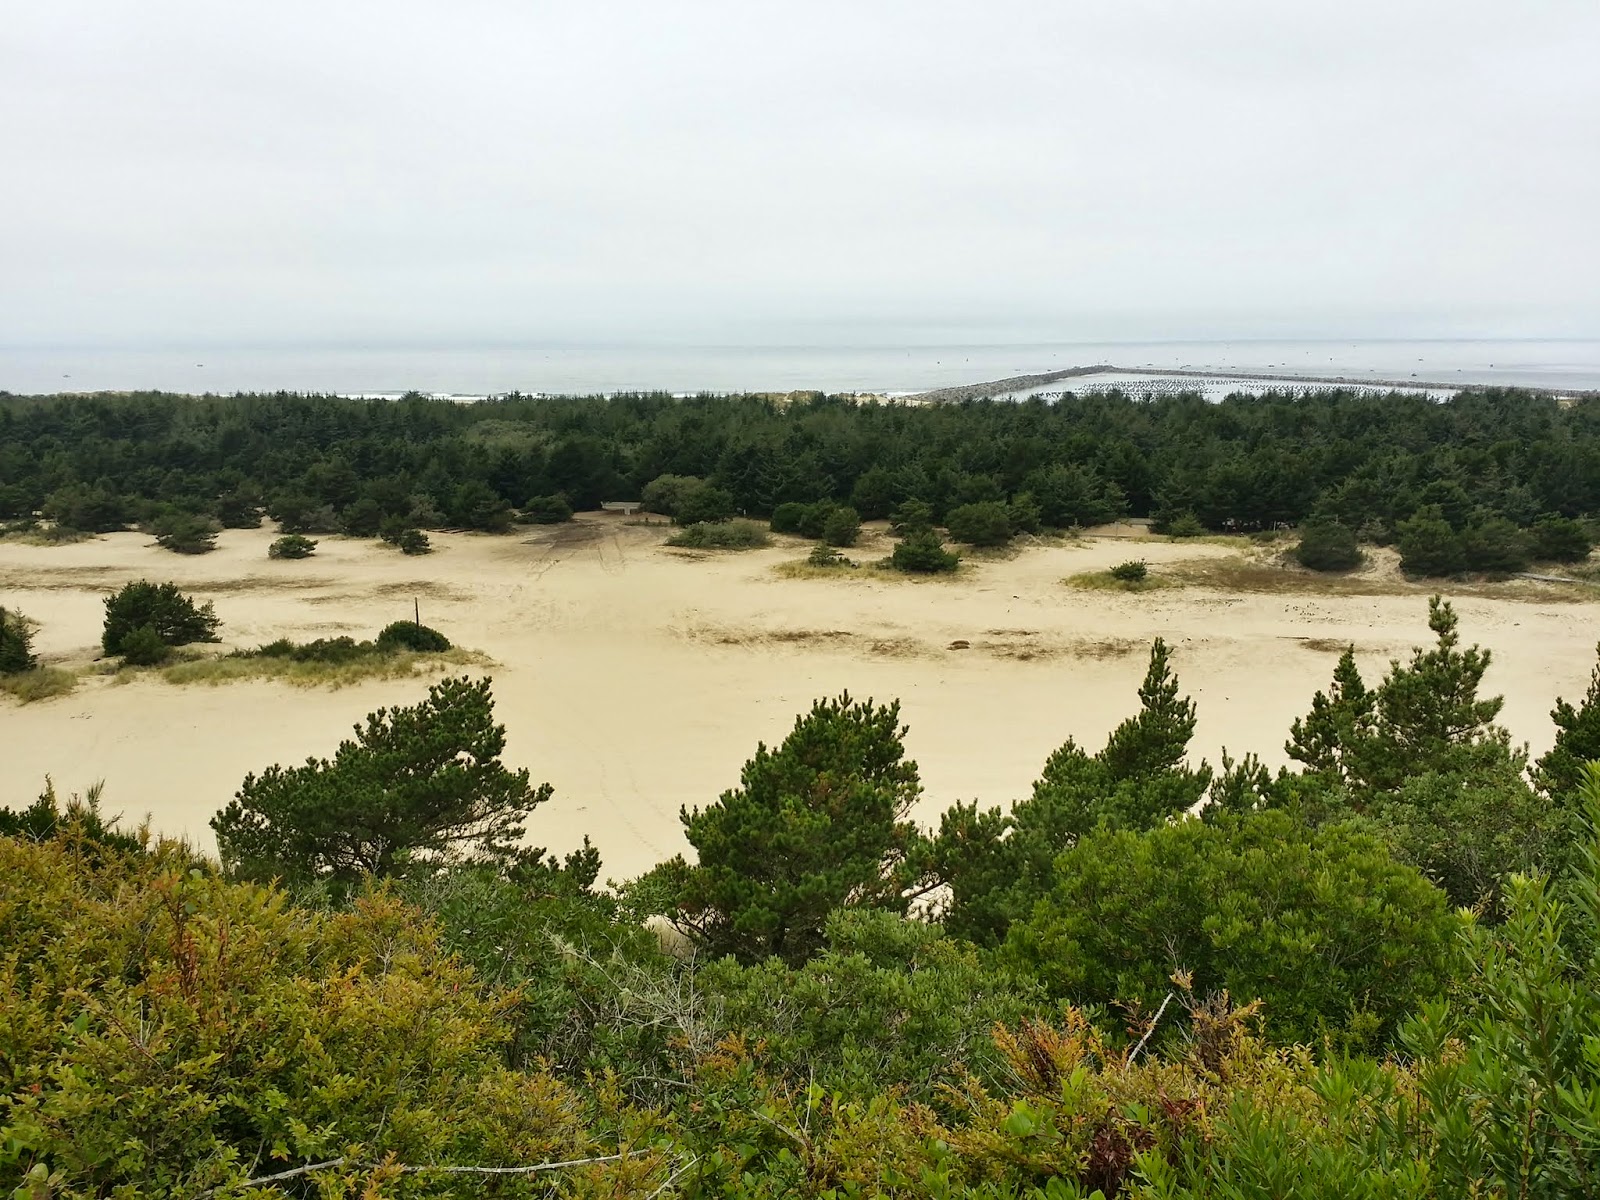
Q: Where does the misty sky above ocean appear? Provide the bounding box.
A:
[3,1,1597,357]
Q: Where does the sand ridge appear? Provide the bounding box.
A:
[1,516,1595,878]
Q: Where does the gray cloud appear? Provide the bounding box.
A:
[3,0,1596,346]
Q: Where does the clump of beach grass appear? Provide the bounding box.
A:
[1066,565,1175,593]
[0,667,80,703]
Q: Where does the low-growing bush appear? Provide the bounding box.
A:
[519,493,573,524]
[945,501,1012,547]
[807,544,854,568]
[152,512,219,554]
[268,534,317,559]
[1163,510,1207,538]
[1109,559,1148,583]
[821,505,861,547]
[1296,520,1363,572]
[376,621,453,653]
[102,581,220,655]
[666,519,771,550]
[119,624,171,666]
[890,530,958,573]
[398,528,431,555]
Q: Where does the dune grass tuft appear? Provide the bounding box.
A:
[0,667,80,703]
[151,647,487,689]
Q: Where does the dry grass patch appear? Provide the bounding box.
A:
[1065,570,1178,593]
[774,558,969,583]
[121,647,490,690]
[0,667,80,704]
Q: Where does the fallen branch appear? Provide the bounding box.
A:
[210,1149,644,1194]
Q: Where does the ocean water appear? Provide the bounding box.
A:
[2,338,1597,398]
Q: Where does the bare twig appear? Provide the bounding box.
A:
[209,1149,644,1194]
[644,1154,701,1199]
[204,1157,347,1194]
[399,1152,639,1176]
[1127,991,1175,1065]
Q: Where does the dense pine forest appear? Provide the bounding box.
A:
[5,386,1600,1195]
[2,387,1598,570]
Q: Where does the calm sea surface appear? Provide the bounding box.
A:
[3,339,1598,398]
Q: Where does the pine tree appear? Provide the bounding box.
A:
[672,693,925,965]
[1286,647,1375,782]
[212,676,550,885]
[0,606,37,674]
[1359,596,1504,790]
[1536,643,1600,807]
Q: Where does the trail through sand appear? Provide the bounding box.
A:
[2,517,1595,878]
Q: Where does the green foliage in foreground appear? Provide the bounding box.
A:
[11,596,1600,1194]
[1007,808,1460,1048]
[9,775,1600,1197]
[101,580,220,656]
[212,675,549,886]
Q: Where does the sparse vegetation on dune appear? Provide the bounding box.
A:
[665,519,771,550]
[0,666,78,704]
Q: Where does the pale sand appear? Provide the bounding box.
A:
[1,517,1595,879]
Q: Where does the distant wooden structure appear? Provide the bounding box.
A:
[601,501,642,516]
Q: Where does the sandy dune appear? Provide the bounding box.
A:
[2,517,1596,879]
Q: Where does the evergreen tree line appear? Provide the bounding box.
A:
[4,388,1600,565]
[8,598,1600,1195]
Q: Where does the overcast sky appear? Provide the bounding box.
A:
[3,0,1597,348]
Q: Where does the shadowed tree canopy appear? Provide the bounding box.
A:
[212,675,550,886]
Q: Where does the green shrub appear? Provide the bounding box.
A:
[1397,504,1466,576]
[268,534,317,559]
[0,606,37,674]
[1529,513,1592,563]
[397,528,432,555]
[1462,515,1531,575]
[102,580,220,655]
[520,493,573,524]
[152,512,219,554]
[945,501,1012,547]
[665,520,771,550]
[1006,808,1460,1047]
[1163,510,1206,538]
[821,505,861,547]
[1109,560,1148,583]
[807,543,853,568]
[1296,520,1363,571]
[673,485,735,527]
[120,624,171,666]
[890,530,958,573]
[769,502,809,534]
[375,621,453,653]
